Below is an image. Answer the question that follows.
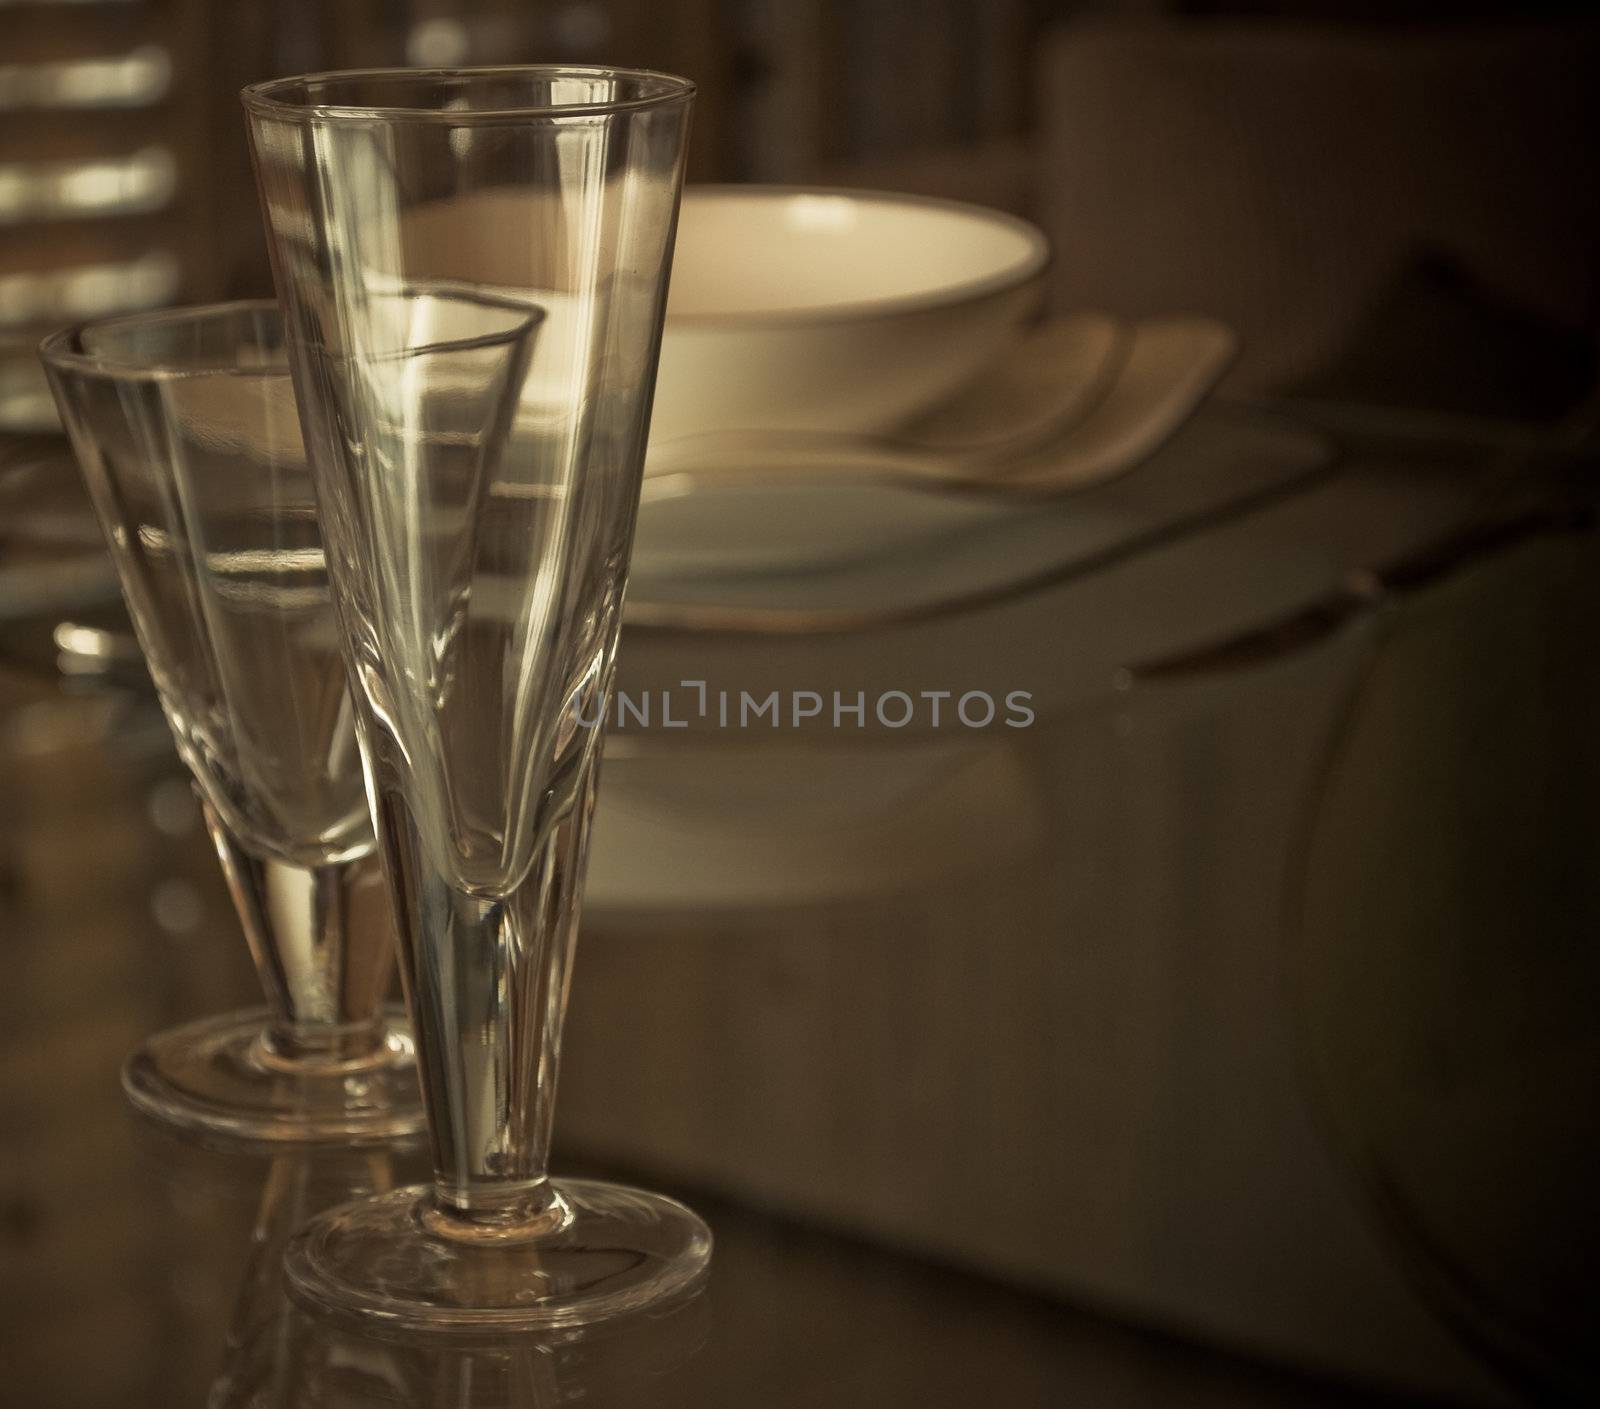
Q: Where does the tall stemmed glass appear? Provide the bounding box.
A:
[39,301,432,1143]
[244,67,705,1328]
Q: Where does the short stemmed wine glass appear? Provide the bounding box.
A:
[244,67,706,1327]
[40,301,439,1142]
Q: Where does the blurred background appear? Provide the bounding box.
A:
[2,1,1598,1406]
[3,0,1597,421]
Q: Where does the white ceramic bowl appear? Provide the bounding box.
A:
[650,186,1050,447]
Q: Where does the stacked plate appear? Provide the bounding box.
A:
[633,186,1238,631]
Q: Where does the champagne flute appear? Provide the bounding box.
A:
[39,295,519,1142]
[245,66,707,1327]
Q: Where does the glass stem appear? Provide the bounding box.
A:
[378,768,598,1235]
[202,800,394,1065]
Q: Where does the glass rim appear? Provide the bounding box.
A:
[40,285,547,380]
[38,299,284,382]
[241,64,697,124]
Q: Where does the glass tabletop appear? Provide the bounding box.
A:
[0,654,1482,1409]
[3,1103,1454,1409]
[4,403,1590,1406]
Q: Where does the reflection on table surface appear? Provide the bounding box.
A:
[5,401,1595,1406]
[0,1110,1459,1409]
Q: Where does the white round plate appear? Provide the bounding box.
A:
[625,411,1331,631]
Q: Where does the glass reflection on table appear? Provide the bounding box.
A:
[131,1125,708,1409]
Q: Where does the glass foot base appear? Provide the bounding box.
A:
[122,1006,425,1145]
[284,1179,713,1333]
